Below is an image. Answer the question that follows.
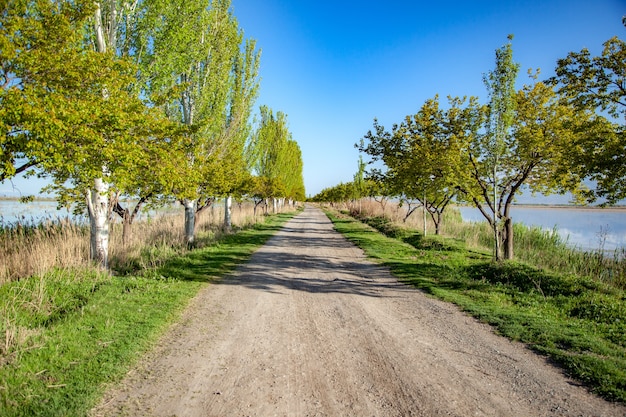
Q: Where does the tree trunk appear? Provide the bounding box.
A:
[122,214,132,246]
[503,217,514,260]
[88,7,111,269]
[183,199,195,245]
[224,195,232,230]
[87,177,110,268]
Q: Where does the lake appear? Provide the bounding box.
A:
[0,199,175,226]
[2,199,625,252]
[458,205,626,252]
[0,199,80,224]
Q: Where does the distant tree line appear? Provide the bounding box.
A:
[312,33,625,261]
[0,0,304,267]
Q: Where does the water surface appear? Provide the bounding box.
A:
[458,206,626,252]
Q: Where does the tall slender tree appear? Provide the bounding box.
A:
[481,35,519,260]
[248,106,304,209]
[143,0,259,244]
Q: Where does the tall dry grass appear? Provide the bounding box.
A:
[343,198,453,236]
[0,219,90,283]
[0,200,276,284]
[338,198,626,289]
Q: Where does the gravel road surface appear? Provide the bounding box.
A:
[92,206,625,416]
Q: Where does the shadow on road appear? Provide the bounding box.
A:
[213,212,414,298]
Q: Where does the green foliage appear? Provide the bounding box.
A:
[482,34,520,161]
[551,36,626,204]
[353,35,610,261]
[0,0,151,187]
[247,106,305,200]
[358,95,483,233]
[309,182,355,204]
[142,0,260,205]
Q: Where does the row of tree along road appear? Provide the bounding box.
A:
[313,32,626,261]
[1,0,305,268]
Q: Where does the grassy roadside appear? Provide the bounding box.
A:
[0,211,298,417]
[325,209,626,403]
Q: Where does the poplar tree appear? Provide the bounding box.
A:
[143,0,259,244]
[481,35,519,261]
[352,155,366,214]
[248,106,304,210]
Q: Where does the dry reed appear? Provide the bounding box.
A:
[336,198,626,289]
[0,200,278,284]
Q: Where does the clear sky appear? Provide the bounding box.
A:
[232,0,625,197]
[1,0,625,199]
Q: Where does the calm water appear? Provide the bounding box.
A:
[0,199,173,225]
[0,200,79,224]
[458,206,626,252]
[2,200,625,252]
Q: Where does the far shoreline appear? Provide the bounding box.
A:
[511,204,626,212]
[454,203,626,212]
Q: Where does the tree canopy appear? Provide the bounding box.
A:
[0,0,273,261]
[247,105,305,205]
[550,36,626,204]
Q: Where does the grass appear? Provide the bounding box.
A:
[0,202,267,284]
[0,210,298,417]
[325,208,626,403]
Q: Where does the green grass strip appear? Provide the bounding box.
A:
[326,210,626,403]
[0,211,297,417]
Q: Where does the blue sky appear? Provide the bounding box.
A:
[2,0,625,199]
[232,0,625,197]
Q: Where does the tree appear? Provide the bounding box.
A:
[0,0,167,267]
[365,178,391,214]
[143,0,259,243]
[550,36,626,204]
[310,182,353,207]
[352,156,367,214]
[248,106,304,210]
[358,96,467,234]
[479,35,520,260]
[459,73,594,260]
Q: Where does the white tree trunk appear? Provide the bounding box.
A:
[224,195,232,230]
[88,4,112,268]
[86,177,110,268]
[183,199,196,245]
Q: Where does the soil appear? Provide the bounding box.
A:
[92,206,626,417]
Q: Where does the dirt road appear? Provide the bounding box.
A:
[93,206,625,417]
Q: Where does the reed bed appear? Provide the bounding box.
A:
[0,200,270,284]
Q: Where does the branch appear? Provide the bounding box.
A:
[468,151,497,215]
[0,159,38,182]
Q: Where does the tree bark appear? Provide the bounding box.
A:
[87,177,110,268]
[183,199,195,245]
[224,195,232,230]
[503,217,514,260]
